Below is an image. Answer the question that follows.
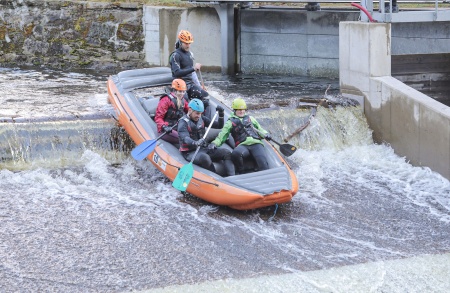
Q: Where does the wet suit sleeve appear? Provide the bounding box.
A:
[202,116,213,128]
[211,119,232,147]
[170,52,195,78]
[154,97,170,132]
[218,111,224,128]
[251,116,268,137]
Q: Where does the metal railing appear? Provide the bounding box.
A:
[184,0,450,22]
[184,0,448,4]
[361,0,450,22]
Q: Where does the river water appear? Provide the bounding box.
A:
[1,67,449,292]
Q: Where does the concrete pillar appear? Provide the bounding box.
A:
[339,22,391,95]
[214,4,236,75]
[339,22,391,142]
[143,6,162,66]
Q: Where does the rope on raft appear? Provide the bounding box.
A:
[268,204,279,221]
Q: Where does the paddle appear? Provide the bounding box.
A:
[252,126,297,157]
[131,123,178,160]
[269,138,297,157]
[172,111,219,191]
[197,69,207,91]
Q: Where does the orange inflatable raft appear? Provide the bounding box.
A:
[107,67,298,210]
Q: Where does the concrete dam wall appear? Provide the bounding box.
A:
[2,1,449,80]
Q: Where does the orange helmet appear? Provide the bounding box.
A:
[172,79,187,91]
[178,30,194,44]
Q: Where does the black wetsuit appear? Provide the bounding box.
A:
[170,48,196,87]
[229,115,269,173]
[170,48,209,102]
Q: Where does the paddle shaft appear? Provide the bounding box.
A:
[267,137,284,148]
[157,123,178,139]
[131,122,179,160]
[251,125,285,148]
[188,111,218,164]
[251,125,297,156]
[197,69,206,90]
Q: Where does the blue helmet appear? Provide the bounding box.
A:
[188,98,204,113]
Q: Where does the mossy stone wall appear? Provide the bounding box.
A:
[0,0,147,71]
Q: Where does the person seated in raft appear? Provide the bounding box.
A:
[177,98,235,177]
[169,30,209,109]
[154,79,189,144]
[210,98,271,175]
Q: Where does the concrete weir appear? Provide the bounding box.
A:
[340,22,450,180]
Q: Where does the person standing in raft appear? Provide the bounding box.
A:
[177,99,235,177]
[210,98,271,174]
[154,79,189,144]
[169,30,209,108]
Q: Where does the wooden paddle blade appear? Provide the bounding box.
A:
[279,144,297,157]
[172,163,194,191]
[131,139,157,160]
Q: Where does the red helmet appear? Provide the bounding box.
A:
[178,30,194,44]
[172,79,187,91]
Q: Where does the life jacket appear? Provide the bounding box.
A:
[161,94,187,126]
[229,115,260,147]
[179,116,206,152]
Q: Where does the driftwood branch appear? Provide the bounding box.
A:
[283,106,317,142]
[283,85,331,142]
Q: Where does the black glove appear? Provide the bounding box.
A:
[207,143,217,150]
[194,138,205,147]
[202,98,209,108]
[216,105,224,114]
[162,125,172,133]
[265,134,272,141]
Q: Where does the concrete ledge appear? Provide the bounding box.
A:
[144,253,450,293]
[370,76,450,180]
